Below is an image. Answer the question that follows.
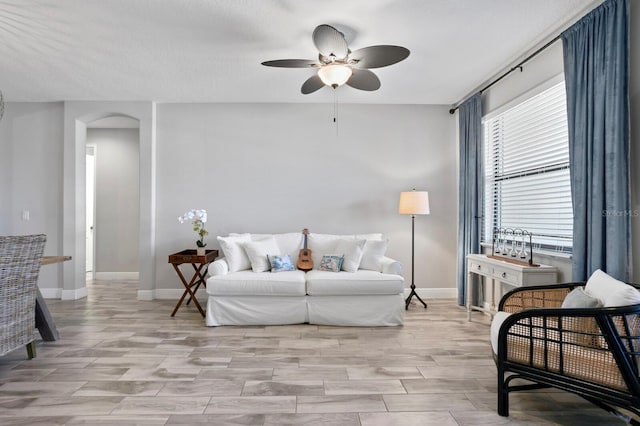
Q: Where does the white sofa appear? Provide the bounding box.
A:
[205,232,405,327]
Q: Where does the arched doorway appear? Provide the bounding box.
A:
[62,102,156,300]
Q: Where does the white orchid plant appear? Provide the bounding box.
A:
[178,209,209,247]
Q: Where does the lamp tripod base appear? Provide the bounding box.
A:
[405,284,427,310]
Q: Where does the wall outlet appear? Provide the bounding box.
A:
[21,210,30,221]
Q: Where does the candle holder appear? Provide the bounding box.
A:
[491,227,535,266]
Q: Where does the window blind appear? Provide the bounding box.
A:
[483,81,572,253]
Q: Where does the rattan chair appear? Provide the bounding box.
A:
[494,282,640,424]
[0,234,47,359]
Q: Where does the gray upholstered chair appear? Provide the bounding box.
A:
[0,234,47,359]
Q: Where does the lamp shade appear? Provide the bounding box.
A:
[318,64,353,87]
[399,191,430,215]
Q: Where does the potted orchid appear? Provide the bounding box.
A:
[178,209,209,256]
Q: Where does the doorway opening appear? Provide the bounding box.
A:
[85,116,140,283]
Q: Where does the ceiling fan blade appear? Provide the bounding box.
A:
[261,59,318,68]
[312,24,349,59]
[349,45,410,69]
[346,69,381,91]
[301,74,325,94]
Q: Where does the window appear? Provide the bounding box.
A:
[483,81,572,254]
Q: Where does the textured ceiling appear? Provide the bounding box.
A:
[0,0,598,104]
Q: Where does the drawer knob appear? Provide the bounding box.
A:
[502,272,507,278]
[477,265,481,270]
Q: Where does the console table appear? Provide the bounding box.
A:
[466,253,558,320]
[168,249,218,318]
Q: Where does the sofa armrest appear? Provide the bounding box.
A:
[381,256,403,276]
[208,257,229,277]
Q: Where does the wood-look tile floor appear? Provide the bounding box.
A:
[0,279,625,425]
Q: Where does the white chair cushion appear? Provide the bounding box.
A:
[305,270,404,295]
[584,269,640,307]
[490,311,512,355]
[217,234,251,272]
[561,287,602,308]
[206,270,306,296]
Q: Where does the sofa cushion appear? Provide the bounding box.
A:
[359,239,389,272]
[217,234,251,272]
[585,269,640,307]
[308,234,341,269]
[309,234,379,271]
[334,239,365,272]
[246,233,303,264]
[207,270,306,296]
[356,233,383,241]
[305,270,404,296]
[242,237,280,272]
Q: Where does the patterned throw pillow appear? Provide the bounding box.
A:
[320,255,344,272]
[269,254,295,273]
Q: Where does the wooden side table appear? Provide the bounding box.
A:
[37,256,72,341]
[168,249,218,317]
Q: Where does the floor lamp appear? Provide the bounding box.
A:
[399,189,430,310]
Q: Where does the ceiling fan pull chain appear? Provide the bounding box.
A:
[334,88,340,136]
[333,88,338,123]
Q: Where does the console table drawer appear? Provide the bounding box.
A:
[491,265,521,285]
[469,261,488,275]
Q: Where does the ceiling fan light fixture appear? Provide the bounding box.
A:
[317,64,352,88]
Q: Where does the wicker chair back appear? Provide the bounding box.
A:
[0,234,47,358]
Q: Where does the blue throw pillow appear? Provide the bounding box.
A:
[269,254,295,273]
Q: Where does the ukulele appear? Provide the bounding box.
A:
[297,228,313,271]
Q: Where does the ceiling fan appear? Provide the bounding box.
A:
[261,24,410,94]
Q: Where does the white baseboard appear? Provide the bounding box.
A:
[39,287,63,299]
[95,272,139,280]
[61,286,88,300]
[137,289,156,301]
[404,287,457,299]
[154,289,193,299]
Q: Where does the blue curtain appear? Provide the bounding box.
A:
[562,0,631,282]
[457,94,483,305]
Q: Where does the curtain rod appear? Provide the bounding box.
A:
[449,33,563,115]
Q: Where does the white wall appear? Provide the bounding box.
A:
[0,102,65,291]
[1,101,456,299]
[86,128,140,273]
[482,42,564,114]
[154,103,457,295]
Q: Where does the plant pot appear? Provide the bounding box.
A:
[196,247,206,256]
